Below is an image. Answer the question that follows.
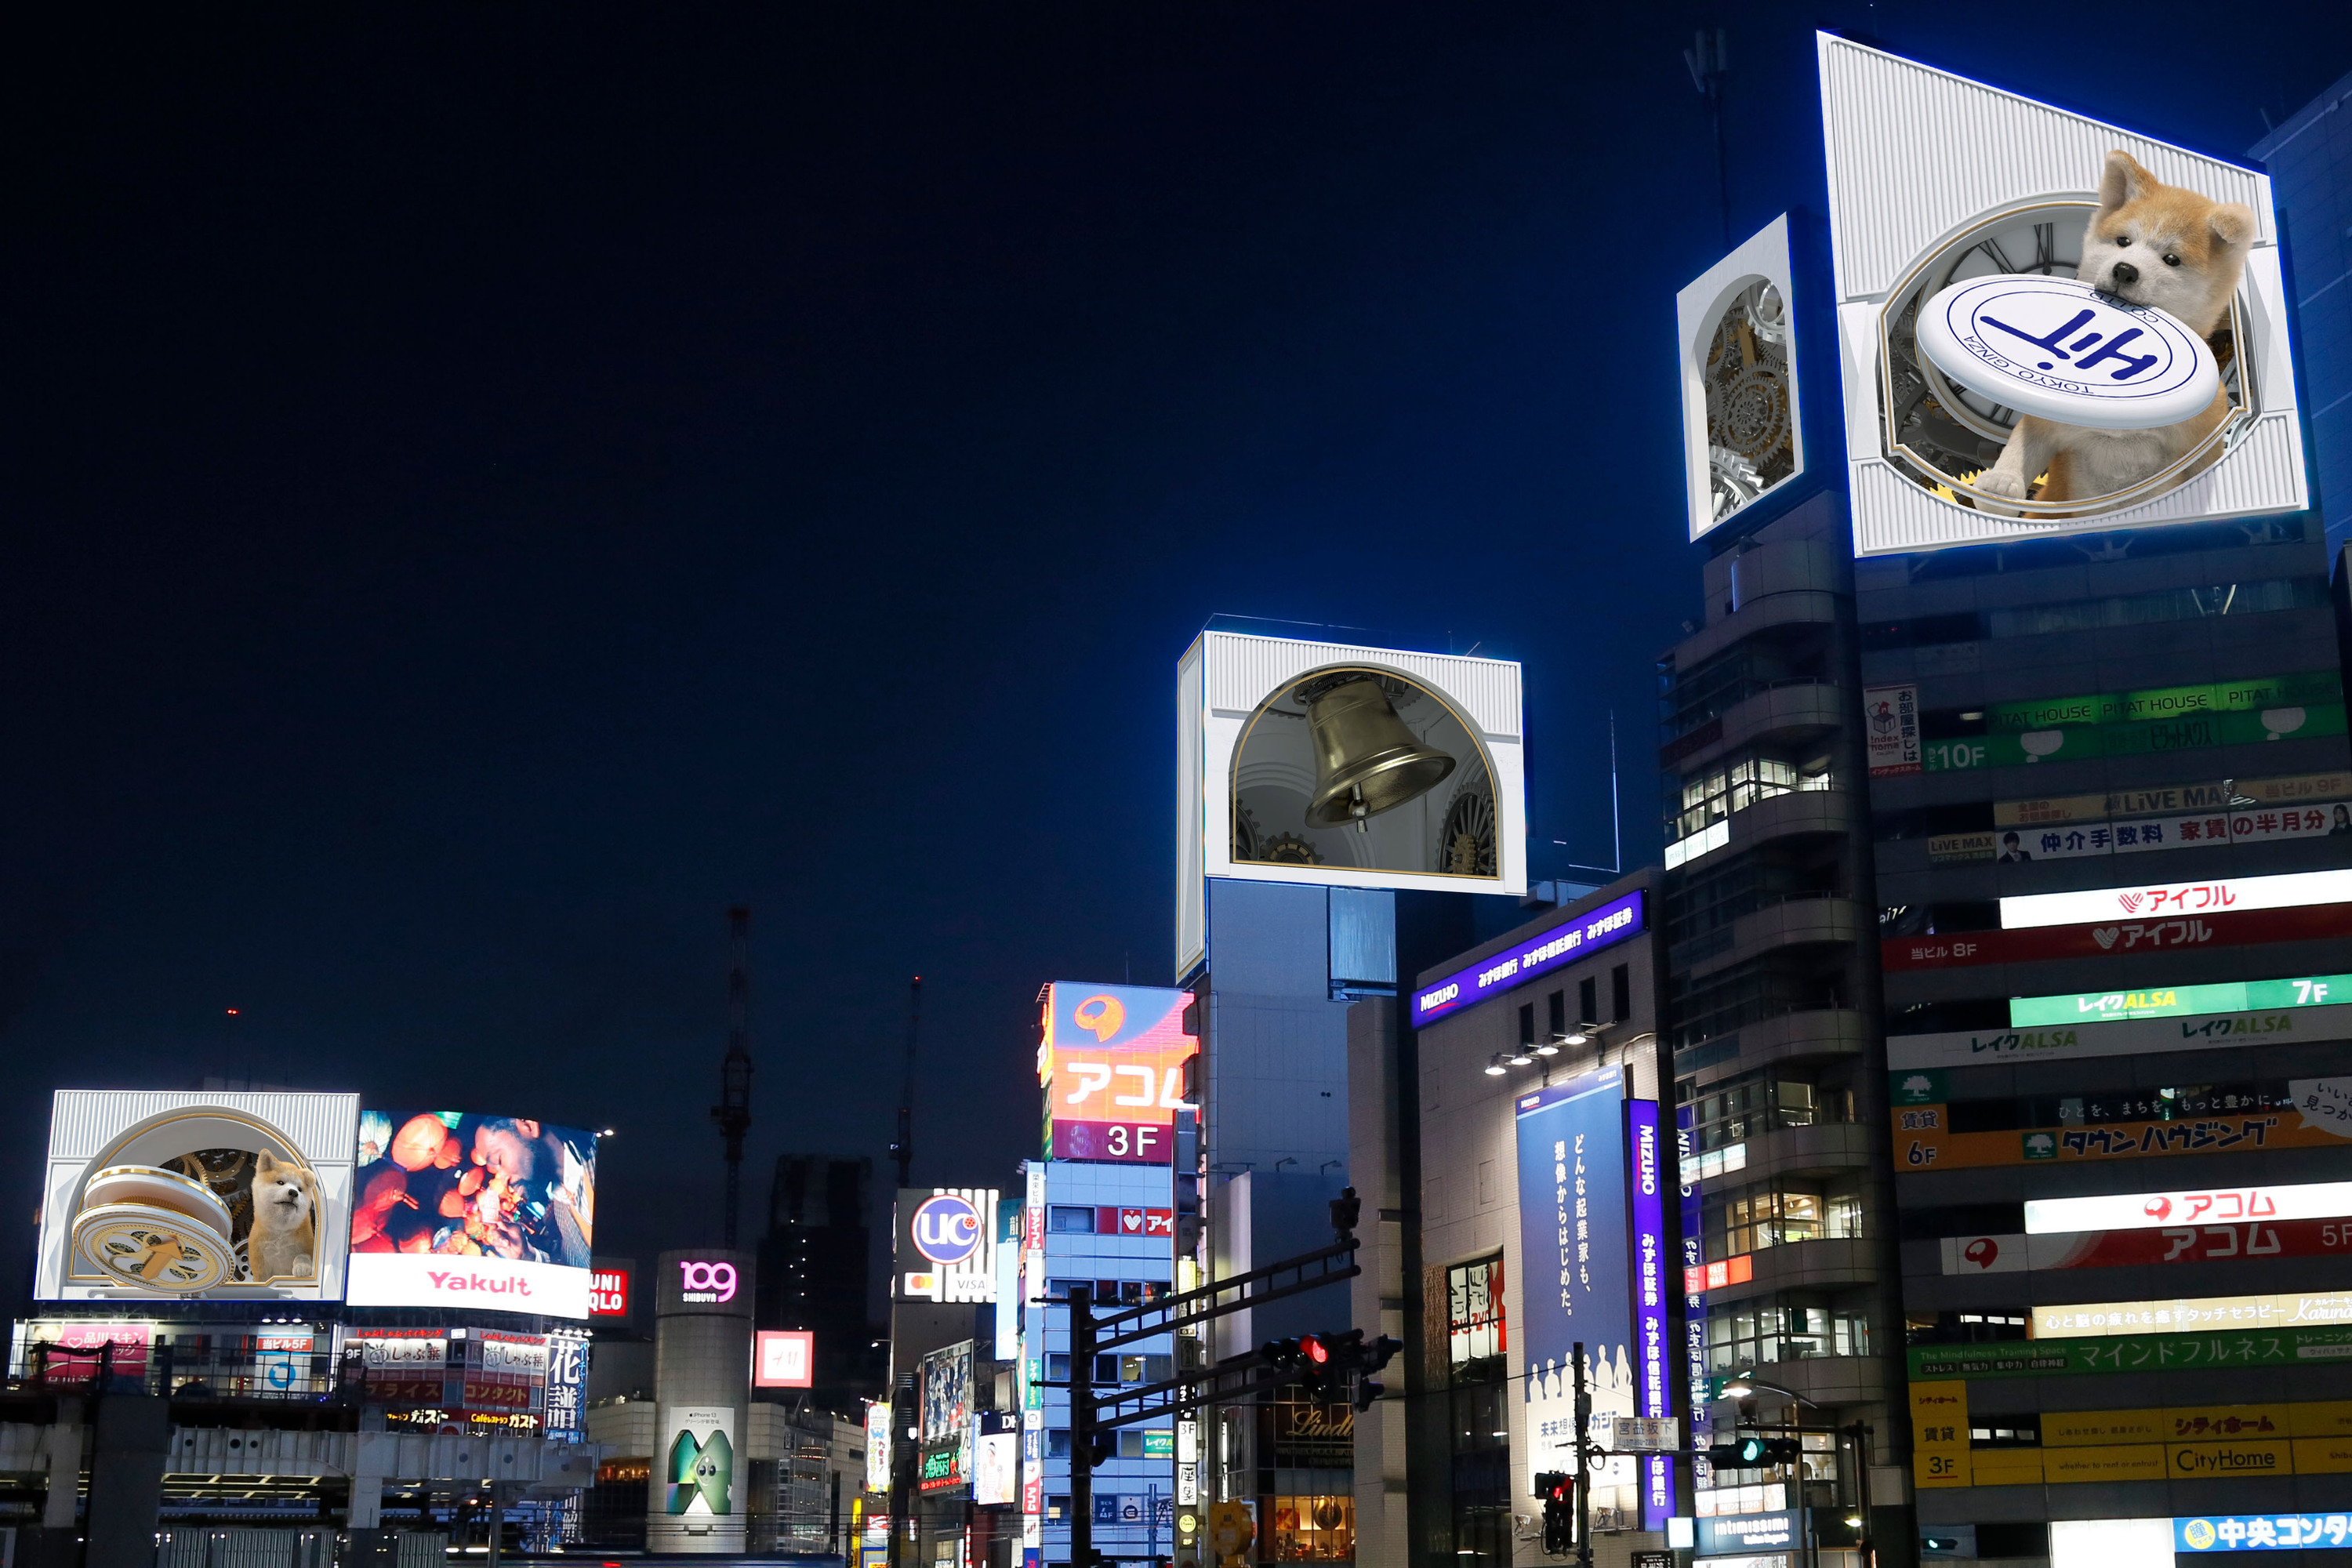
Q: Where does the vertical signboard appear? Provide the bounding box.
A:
[1864,686,1922,776]
[1626,1098,1671,1531]
[544,1335,585,1440]
[1674,1109,1709,1434]
[1515,1070,1635,1519]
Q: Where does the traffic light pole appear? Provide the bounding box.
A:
[1571,1341,1593,1568]
[1051,1192,1378,1568]
[1071,1285,1098,1568]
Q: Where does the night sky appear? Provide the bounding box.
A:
[9,5,2347,1301]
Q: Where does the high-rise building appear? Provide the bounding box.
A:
[2249,69,2352,564]
[1654,495,1910,1553]
[1655,31,2352,1568]
[758,1153,884,1410]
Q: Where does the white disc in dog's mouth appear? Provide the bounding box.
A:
[1914,274,2220,430]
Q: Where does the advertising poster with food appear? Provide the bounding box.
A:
[347,1109,597,1318]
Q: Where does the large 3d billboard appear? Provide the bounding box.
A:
[347,1109,598,1319]
[1040,982,1196,1164]
[1176,631,1526,975]
[1818,34,2307,554]
[1679,216,1804,540]
[37,1090,359,1303]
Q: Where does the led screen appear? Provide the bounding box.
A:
[347,1109,597,1318]
[1041,983,1196,1164]
[37,1090,358,1303]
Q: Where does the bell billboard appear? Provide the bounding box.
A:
[1175,630,1526,975]
[1040,983,1196,1164]
[1817,34,2307,554]
[36,1090,359,1303]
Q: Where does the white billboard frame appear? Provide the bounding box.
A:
[1818,33,2307,554]
[1177,630,1526,976]
[38,1089,359,1304]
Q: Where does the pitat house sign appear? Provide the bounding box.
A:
[1411,891,1644,1025]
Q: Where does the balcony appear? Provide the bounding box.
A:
[1698,1120,1876,1192]
[1667,790,1856,871]
[1702,1237,1882,1304]
[1677,1007,1871,1086]
[1663,681,1848,775]
[1679,894,1864,980]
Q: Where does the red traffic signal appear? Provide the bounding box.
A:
[1300,1335,1330,1366]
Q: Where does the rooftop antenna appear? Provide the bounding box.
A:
[1609,710,1623,873]
[1684,28,1732,249]
[713,906,754,1248]
[889,976,923,1189]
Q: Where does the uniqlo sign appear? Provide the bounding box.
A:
[590,1268,630,1318]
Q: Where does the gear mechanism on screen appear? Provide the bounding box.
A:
[1702,280,1795,521]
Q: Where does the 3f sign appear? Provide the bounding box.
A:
[1062,1063,1187,1111]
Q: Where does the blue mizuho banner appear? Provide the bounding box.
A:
[1515,1069,1635,1508]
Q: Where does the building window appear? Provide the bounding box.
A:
[1046,1496,1069,1521]
[1705,1297,1873,1369]
[1447,1255,1506,1367]
[1679,1070,1850,1156]
[1268,1494,1355,1563]
[1048,1206,1096,1233]
[1047,1430,1070,1458]
[1519,1002,1535,1047]
[1579,975,1598,1026]
[1668,750,1832,848]
[1548,989,1566,1043]
[1046,1353,1070,1382]
[1611,964,1632,1022]
[1703,1178,1864,1256]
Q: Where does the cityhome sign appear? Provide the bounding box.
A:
[678,1260,738,1304]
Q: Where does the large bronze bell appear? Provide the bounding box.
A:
[1299,675,1457,829]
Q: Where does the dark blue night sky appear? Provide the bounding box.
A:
[7,3,2348,1291]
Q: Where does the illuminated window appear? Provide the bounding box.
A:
[1267,1494,1355,1562]
[1447,1255,1506,1367]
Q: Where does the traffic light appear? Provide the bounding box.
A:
[1707,1435,1804,1468]
[1533,1472,1573,1555]
[1297,1333,1338,1398]
[1330,1186,1362,1239]
[1087,1431,1117,1466]
[1352,1334,1403,1411]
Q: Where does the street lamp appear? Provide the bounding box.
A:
[1483,1054,1508,1076]
[1719,1374,1875,1568]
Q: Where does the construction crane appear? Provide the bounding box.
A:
[887,976,921,1189]
[713,906,754,1248]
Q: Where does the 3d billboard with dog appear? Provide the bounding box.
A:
[36,1089,359,1302]
[1817,34,2307,554]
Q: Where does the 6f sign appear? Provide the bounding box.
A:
[911,1193,983,1266]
